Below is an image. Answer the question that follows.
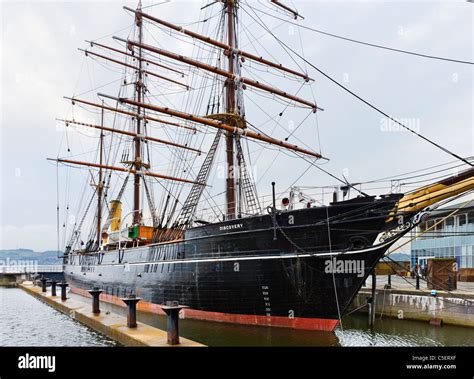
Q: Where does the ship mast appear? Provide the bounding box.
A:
[55,2,324,241]
[133,1,144,225]
[225,0,237,220]
[97,101,104,245]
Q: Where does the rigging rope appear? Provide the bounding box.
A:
[56,162,60,256]
[241,3,474,169]
[246,119,369,197]
[326,206,344,336]
[250,1,474,65]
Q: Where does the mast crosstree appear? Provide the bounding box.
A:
[133,1,144,226]
[52,0,325,249]
[225,0,238,220]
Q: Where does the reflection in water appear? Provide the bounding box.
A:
[100,299,474,347]
[101,300,339,346]
[0,288,116,346]
[337,314,474,347]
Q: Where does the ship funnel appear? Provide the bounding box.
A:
[109,200,122,232]
[396,166,474,214]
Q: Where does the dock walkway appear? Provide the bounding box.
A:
[365,275,474,297]
[19,282,204,347]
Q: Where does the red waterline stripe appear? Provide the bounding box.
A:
[71,286,339,332]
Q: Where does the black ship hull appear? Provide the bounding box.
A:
[63,194,413,331]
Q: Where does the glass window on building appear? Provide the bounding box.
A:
[468,212,474,224]
[455,246,461,259]
[458,213,467,226]
[468,246,474,268]
[445,217,454,228]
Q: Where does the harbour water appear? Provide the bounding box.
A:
[40,289,474,347]
[2,286,474,347]
[0,287,116,346]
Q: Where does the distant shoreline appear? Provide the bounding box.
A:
[0,249,61,265]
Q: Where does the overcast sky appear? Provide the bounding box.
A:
[0,0,472,251]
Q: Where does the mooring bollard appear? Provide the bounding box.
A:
[88,287,103,314]
[121,294,141,328]
[48,280,58,297]
[161,301,187,345]
[40,278,48,293]
[58,282,69,301]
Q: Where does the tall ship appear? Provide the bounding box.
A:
[51,1,474,331]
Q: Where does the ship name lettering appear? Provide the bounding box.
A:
[219,223,243,231]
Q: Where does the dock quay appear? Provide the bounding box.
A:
[18,282,204,347]
[350,275,474,327]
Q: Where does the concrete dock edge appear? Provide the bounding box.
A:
[352,288,474,327]
[19,283,204,347]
